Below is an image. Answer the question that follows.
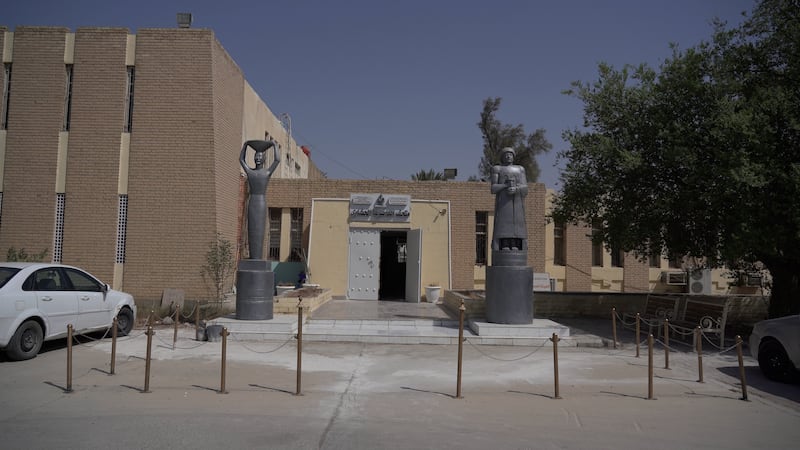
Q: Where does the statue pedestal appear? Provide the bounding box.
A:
[235,259,274,320]
[486,250,533,324]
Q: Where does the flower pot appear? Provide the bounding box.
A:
[425,286,442,303]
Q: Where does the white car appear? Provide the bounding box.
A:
[749,314,800,383]
[0,262,137,361]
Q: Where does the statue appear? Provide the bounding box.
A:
[486,147,533,324]
[236,140,279,321]
[490,147,528,251]
[240,140,280,260]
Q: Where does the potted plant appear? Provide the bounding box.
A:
[424,282,442,304]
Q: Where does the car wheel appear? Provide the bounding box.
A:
[7,320,44,361]
[116,308,134,336]
[758,339,799,383]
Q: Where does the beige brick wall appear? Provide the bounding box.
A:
[267,179,548,290]
[622,252,650,293]
[61,28,129,281]
[564,222,592,290]
[0,27,69,258]
[124,28,218,301]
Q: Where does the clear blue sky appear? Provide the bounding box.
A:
[6,0,755,188]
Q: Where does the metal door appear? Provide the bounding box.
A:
[348,228,380,300]
[405,229,421,303]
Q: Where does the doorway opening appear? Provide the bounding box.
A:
[379,230,406,300]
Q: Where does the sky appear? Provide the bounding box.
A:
[5,0,756,189]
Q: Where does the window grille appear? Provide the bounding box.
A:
[53,194,66,263]
[475,211,488,265]
[115,195,128,263]
[288,208,303,262]
[553,220,566,266]
[268,208,281,260]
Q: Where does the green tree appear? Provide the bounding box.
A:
[201,233,236,301]
[411,169,445,181]
[6,247,49,262]
[477,97,552,181]
[552,0,800,317]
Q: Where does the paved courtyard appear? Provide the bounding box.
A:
[1,312,798,449]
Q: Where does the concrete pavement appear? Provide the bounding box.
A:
[1,315,799,449]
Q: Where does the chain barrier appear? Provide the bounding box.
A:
[153,332,208,350]
[70,326,112,346]
[613,309,661,330]
[180,303,198,320]
[229,332,296,354]
[464,337,549,362]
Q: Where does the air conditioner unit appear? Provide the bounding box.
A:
[688,269,712,294]
[745,273,763,287]
[662,271,687,286]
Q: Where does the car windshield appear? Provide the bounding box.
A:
[0,267,22,289]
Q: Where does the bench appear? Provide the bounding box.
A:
[622,295,681,336]
[669,298,730,348]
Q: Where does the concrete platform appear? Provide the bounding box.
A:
[207,300,602,347]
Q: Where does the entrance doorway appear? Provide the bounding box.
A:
[379,231,406,300]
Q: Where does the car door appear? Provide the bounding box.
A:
[65,267,111,332]
[31,268,78,339]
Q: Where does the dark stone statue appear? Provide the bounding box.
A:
[240,140,280,260]
[486,147,533,324]
[236,140,279,320]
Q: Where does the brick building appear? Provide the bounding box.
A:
[0,25,750,306]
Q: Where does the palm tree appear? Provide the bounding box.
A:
[411,169,445,181]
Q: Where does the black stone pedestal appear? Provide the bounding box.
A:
[486,266,533,324]
[235,259,274,320]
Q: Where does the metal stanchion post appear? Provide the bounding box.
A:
[66,324,73,393]
[110,317,118,375]
[195,302,201,340]
[736,335,748,401]
[647,334,655,400]
[143,326,153,393]
[550,333,562,399]
[635,313,641,358]
[173,305,180,351]
[456,300,465,399]
[695,326,703,383]
[611,307,618,350]
[663,318,670,370]
[219,327,229,394]
[148,309,154,327]
[296,298,303,396]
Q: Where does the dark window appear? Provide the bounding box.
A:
[268,208,281,260]
[64,268,103,292]
[475,211,488,265]
[30,269,67,291]
[0,267,21,289]
[611,247,624,268]
[553,220,566,266]
[668,255,683,269]
[649,254,660,268]
[63,65,73,131]
[591,222,603,267]
[1,63,11,130]
[288,208,303,262]
[123,66,135,132]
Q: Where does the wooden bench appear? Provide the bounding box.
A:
[670,298,730,348]
[622,295,681,335]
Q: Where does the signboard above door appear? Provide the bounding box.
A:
[349,193,411,223]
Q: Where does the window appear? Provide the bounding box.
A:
[1,63,11,130]
[288,208,303,262]
[611,247,624,268]
[591,221,603,267]
[123,66,135,132]
[268,208,281,260]
[649,254,661,268]
[475,211,488,265]
[668,255,683,269]
[63,65,73,131]
[64,268,103,292]
[553,220,566,266]
[53,194,66,263]
[115,195,128,263]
